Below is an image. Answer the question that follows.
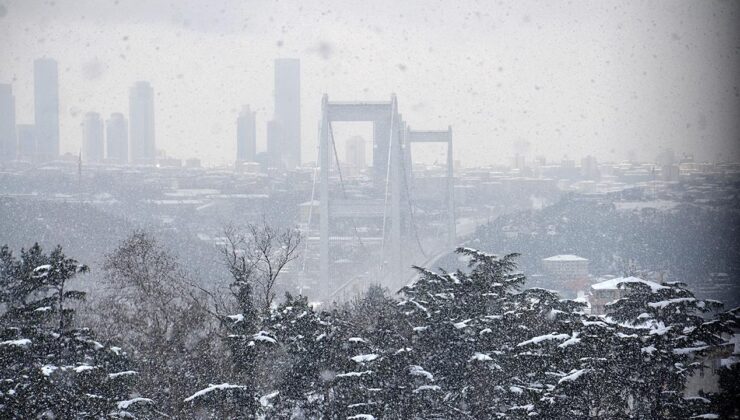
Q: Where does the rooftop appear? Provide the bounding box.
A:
[543,254,588,262]
[591,276,667,292]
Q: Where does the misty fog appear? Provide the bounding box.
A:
[1,1,739,419]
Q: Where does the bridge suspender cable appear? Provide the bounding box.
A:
[399,147,428,259]
[327,122,367,251]
[300,160,318,275]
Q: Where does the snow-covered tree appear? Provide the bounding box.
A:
[96,231,219,415]
[603,280,726,418]
[398,248,534,417]
[186,222,301,418]
[267,293,331,417]
[709,306,739,419]
[532,278,732,418]
[0,244,154,418]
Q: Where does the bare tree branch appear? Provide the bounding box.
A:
[218,221,302,314]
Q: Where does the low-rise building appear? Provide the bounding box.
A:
[542,254,589,296]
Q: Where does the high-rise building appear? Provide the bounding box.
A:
[0,84,17,161]
[271,58,301,169]
[581,155,600,179]
[344,135,366,175]
[82,112,104,163]
[129,81,156,163]
[266,119,283,169]
[34,58,59,160]
[514,153,527,173]
[236,105,256,162]
[106,113,128,163]
[17,125,36,160]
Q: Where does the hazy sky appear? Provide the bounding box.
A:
[1,0,738,166]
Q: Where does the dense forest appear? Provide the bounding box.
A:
[1,228,738,418]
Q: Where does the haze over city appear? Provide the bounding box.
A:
[1,1,739,419]
[1,0,738,166]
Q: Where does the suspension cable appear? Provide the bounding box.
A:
[399,146,428,258]
[379,111,395,270]
[328,122,367,251]
[300,162,318,274]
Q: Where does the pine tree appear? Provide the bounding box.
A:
[604,280,726,418]
[709,306,739,419]
[398,248,531,418]
[193,273,271,418]
[267,292,331,417]
[0,244,153,418]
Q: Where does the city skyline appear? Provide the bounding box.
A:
[1,0,738,167]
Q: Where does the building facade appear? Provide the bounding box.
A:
[17,125,36,160]
[344,135,366,176]
[106,113,128,163]
[272,58,301,169]
[82,112,104,163]
[542,254,590,296]
[236,105,256,162]
[0,84,16,161]
[34,58,59,160]
[129,81,156,164]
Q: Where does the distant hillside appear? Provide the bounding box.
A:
[465,195,740,303]
[0,197,228,288]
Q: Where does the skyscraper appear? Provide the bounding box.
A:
[17,125,36,160]
[106,113,128,163]
[82,112,104,163]
[0,84,17,161]
[129,81,155,163]
[266,119,283,169]
[236,105,256,162]
[344,135,366,176]
[271,58,301,169]
[34,58,59,160]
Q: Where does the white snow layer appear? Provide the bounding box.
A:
[259,390,279,407]
[335,370,373,378]
[40,364,58,376]
[470,352,493,362]
[558,369,589,384]
[117,397,153,409]
[647,298,696,309]
[184,383,248,402]
[518,332,570,347]
[413,385,441,393]
[409,365,434,380]
[0,338,31,347]
[351,354,379,363]
[543,254,587,262]
[252,331,277,344]
[591,276,666,292]
[558,332,581,348]
[108,370,138,379]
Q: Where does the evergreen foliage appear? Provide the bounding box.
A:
[0,244,153,418]
[3,242,736,419]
